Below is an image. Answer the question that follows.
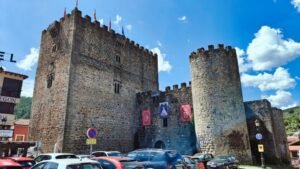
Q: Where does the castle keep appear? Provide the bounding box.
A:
[29,8,289,164]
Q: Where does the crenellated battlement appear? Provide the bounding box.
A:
[189,44,236,61]
[44,8,157,59]
[164,82,191,93]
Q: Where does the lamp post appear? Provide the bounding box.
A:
[255,119,265,169]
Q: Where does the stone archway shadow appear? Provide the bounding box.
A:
[154,140,166,149]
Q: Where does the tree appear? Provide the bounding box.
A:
[14,97,32,119]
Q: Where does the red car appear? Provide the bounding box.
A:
[0,159,23,169]
[4,157,36,169]
[91,156,145,169]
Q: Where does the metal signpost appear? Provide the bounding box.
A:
[255,119,265,169]
[86,128,97,155]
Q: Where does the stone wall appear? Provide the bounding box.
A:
[136,83,196,154]
[30,8,158,153]
[244,100,278,164]
[271,108,290,163]
[189,44,252,163]
[29,15,75,153]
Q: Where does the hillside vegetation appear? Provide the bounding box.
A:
[283,106,300,136]
[14,96,32,119]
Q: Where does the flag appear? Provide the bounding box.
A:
[142,109,151,126]
[159,102,169,118]
[180,104,192,122]
[94,9,97,21]
[122,26,124,36]
[64,8,66,18]
[109,19,111,31]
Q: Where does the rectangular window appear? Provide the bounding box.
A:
[0,102,15,114]
[116,55,121,63]
[163,118,168,127]
[114,82,121,94]
[15,135,25,141]
[1,78,22,98]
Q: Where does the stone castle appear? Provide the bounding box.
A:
[29,8,289,164]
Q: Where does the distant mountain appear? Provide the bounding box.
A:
[283,106,300,136]
[14,96,32,119]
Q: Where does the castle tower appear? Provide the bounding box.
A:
[189,44,252,162]
[29,8,158,153]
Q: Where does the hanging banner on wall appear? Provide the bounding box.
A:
[159,102,169,118]
[142,109,151,126]
[180,104,192,122]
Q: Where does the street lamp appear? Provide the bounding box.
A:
[255,119,265,169]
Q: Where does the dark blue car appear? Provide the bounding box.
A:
[127,149,183,169]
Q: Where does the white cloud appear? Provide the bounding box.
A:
[98,18,104,25]
[150,47,172,72]
[178,16,187,21]
[291,0,300,12]
[241,67,296,91]
[247,26,300,71]
[21,79,35,97]
[235,47,251,73]
[262,90,298,109]
[16,48,39,71]
[113,14,122,25]
[157,41,162,47]
[125,24,132,31]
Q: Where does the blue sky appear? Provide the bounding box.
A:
[0,0,300,109]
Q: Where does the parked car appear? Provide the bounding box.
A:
[30,159,102,169]
[4,157,36,169]
[91,151,122,157]
[206,155,239,169]
[191,153,214,169]
[92,156,145,169]
[127,149,183,169]
[0,159,23,169]
[33,153,78,163]
[175,155,197,169]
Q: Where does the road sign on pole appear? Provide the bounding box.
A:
[87,128,97,138]
[258,144,264,152]
[256,133,263,140]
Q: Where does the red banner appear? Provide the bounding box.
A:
[142,109,151,126]
[180,104,192,122]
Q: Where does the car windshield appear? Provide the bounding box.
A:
[193,153,205,157]
[106,152,122,156]
[18,161,36,167]
[55,155,78,159]
[127,151,166,162]
[0,167,23,169]
[34,155,51,162]
[214,156,230,160]
[67,163,102,169]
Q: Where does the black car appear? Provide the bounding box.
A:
[127,149,183,169]
[206,155,239,169]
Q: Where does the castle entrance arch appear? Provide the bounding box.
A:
[154,140,165,149]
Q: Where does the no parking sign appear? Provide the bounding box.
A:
[87,128,97,138]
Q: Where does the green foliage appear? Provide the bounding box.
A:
[283,106,300,136]
[14,97,32,119]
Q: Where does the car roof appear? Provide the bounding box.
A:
[92,151,120,153]
[38,153,77,156]
[0,159,22,167]
[37,159,98,165]
[92,156,131,161]
[5,157,34,161]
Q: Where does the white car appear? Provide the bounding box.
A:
[91,151,122,157]
[34,153,79,163]
[30,159,102,169]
